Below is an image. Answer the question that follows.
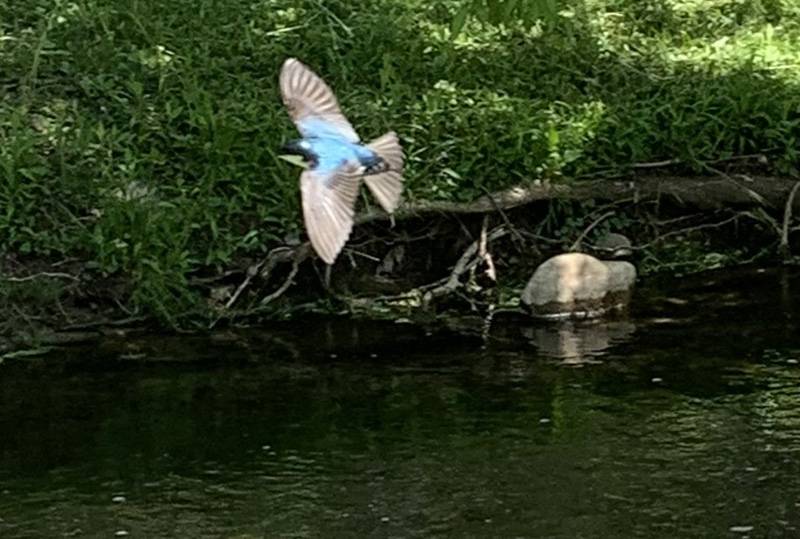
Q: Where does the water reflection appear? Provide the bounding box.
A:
[1,267,800,537]
[522,320,636,363]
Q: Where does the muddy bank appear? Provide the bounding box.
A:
[3,265,800,364]
[3,176,800,355]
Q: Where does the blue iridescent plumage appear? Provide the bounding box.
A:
[297,135,380,175]
[279,58,405,264]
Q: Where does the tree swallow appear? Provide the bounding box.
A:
[279,58,404,265]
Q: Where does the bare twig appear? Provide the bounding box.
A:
[633,153,769,170]
[636,213,743,249]
[479,186,525,246]
[569,210,615,251]
[703,168,770,207]
[260,257,302,306]
[225,260,266,310]
[740,209,782,236]
[50,257,80,268]
[779,181,800,259]
[346,249,381,262]
[225,244,309,310]
[3,272,79,283]
[633,158,681,169]
[483,251,497,282]
[478,216,489,260]
[707,153,771,164]
[653,212,707,226]
[190,269,241,286]
[323,263,332,289]
[426,226,509,300]
[347,228,438,249]
[62,316,148,331]
[475,215,497,282]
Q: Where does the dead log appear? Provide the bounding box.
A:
[356,175,800,224]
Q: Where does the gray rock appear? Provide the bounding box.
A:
[593,232,633,258]
[521,253,636,319]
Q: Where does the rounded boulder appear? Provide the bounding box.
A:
[521,253,636,319]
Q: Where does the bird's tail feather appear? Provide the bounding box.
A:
[364,131,404,214]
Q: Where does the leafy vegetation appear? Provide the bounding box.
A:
[2,0,800,323]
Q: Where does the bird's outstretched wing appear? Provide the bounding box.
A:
[364,131,404,213]
[300,165,362,264]
[280,58,360,142]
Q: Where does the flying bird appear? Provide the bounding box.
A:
[279,58,404,265]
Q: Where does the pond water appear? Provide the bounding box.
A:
[2,267,800,538]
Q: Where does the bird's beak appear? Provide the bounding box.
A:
[278,141,309,168]
[278,154,308,168]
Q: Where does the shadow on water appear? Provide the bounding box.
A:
[2,267,800,537]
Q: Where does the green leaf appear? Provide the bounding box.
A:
[451,4,470,36]
[502,0,520,21]
[547,124,560,149]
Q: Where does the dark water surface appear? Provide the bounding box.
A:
[2,267,800,538]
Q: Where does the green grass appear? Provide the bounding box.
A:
[2,0,800,323]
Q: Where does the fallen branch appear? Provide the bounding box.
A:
[355,175,800,224]
[260,247,307,306]
[214,174,799,301]
[225,264,262,310]
[224,244,310,311]
[425,225,509,301]
[477,216,497,283]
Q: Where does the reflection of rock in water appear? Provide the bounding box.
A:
[523,321,636,363]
